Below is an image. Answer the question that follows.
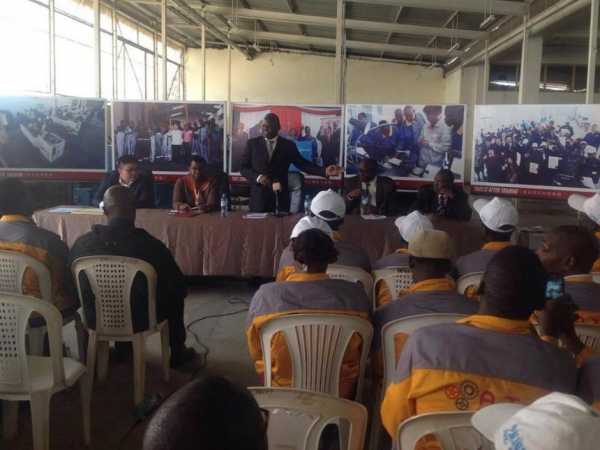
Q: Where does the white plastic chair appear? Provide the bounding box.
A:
[0,292,90,450]
[250,387,367,450]
[397,411,491,450]
[327,264,374,300]
[592,272,600,284]
[0,249,85,359]
[259,313,373,401]
[72,256,170,406]
[456,272,484,296]
[575,324,600,350]
[372,266,414,308]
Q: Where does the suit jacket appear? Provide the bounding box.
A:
[411,184,472,221]
[240,135,326,212]
[95,170,155,209]
[344,175,397,216]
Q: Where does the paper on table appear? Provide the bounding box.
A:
[70,208,104,215]
[244,213,269,219]
[361,214,387,220]
[47,207,77,214]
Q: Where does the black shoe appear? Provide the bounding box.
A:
[170,347,196,368]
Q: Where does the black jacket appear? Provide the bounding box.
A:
[412,184,472,221]
[68,218,186,336]
[95,170,155,209]
[344,175,397,216]
[240,135,326,212]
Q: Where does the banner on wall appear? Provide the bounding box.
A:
[112,101,225,174]
[345,104,466,187]
[472,104,600,199]
[230,103,343,177]
[0,95,107,179]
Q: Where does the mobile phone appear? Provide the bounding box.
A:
[545,276,565,300]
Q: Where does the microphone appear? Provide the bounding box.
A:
[273,179,281,216]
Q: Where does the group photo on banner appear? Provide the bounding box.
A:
[229,103,343,175]
[112,101,225,173]
[472,104,600,196]
[0,95,107,174]
[345,104,466,182]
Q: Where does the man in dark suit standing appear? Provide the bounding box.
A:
[345,158,397,216]
[95,155,155,209]
[241,113,340,212]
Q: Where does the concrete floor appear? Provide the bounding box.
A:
[5,280,260,450]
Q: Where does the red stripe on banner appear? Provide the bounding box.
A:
[0,171,106,181]
[470,184,586,200]
[233,104,341,116]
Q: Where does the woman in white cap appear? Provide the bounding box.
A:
[568,193,600,272]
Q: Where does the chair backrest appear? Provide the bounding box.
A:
[71,256,158,336]
[0,292,65,393]
[382,314,467,389]
[575,324,600,350]
[372,266,414,305]
[397,411,492,450]
[327,265,373,299]
[0,249,53,302]
[592,272,600,284]
[250,387,367,450]
[259,314,373,400]
[456,272,484,295]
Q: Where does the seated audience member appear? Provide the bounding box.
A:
[373,211,433,270]
[374,230,477,343]
[310,189,371,271]
[0,178,77,315]
[70,186,194,367]
[568,193,600,272]
[345,158,396,216]
[172,156,218,212]
[381,246,578,444]
[96,155,155,209]
[472,392,600,450]
[578,356,600,412]
[143,376,268,450]
[276,216,333,281]
[411,169,472,221]
[247,229,370,398]
[455,197,518,277]
[536,225,600,322]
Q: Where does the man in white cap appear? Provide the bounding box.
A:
[455,197,518,279]
[472,393,600,450]
[568,193,600,272]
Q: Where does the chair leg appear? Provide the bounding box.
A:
[30,391,51,450]
[132,335,146,406]
[74,313,88,363]
[160,323,171,383]
[86,331,97,399]
[28,327,46,356]
[96,341,110,382]
[79,376,91,446]
[2,400,19,440]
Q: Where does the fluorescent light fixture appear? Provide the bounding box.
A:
[448,42,460,53]
[445,56,459,66]
[542,82,569,92]
[480,14,497,30]
[464,46,472,53]
[490,80,517,87]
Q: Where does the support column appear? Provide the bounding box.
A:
[161,0,168,100]
[153,32,159,100]
[335,0,345,104]
[201,19,206,101]
[587,0,599,104]
[518,15,543,104]
[49,0,56,94]
[112,6,118,99]
[482,39,490,104]
[93,0,101,98]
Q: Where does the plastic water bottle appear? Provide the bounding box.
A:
[220,193,228,217]
[361,190,369,215]
[304,194,311,216]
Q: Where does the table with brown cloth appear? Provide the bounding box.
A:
[33,208,484,278]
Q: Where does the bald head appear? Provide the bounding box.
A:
[537,225,600,276]
[102,185,136,221]
[143,376,267,450]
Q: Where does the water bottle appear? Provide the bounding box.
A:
[361,190,369,215]
[220,193,228,217]
[304,194,311,216]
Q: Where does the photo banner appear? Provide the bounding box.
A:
[0,95,107,179]
[230,103,343,177]
[345,104,466,188]
[112,101,225,175]
[472,104,600,199]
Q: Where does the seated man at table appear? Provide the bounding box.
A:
[381,246,579,447]
[411,168,472,221]
[95,155,155,209]
[344,158,396,216]
[567,193,600,272]
[0,178,77,315]
[247,228,370,399]
[172,156,218,212]
[454,196,518,277]
[70,186,195,367]
[536,225,600,323]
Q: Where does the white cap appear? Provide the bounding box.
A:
[290,216,332,239]
[585,145,597,156]
[568,193,600,224]
[473,197,518,233]
[310,189,346,222]
[394,211,434,243]
[472,392,600,450]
